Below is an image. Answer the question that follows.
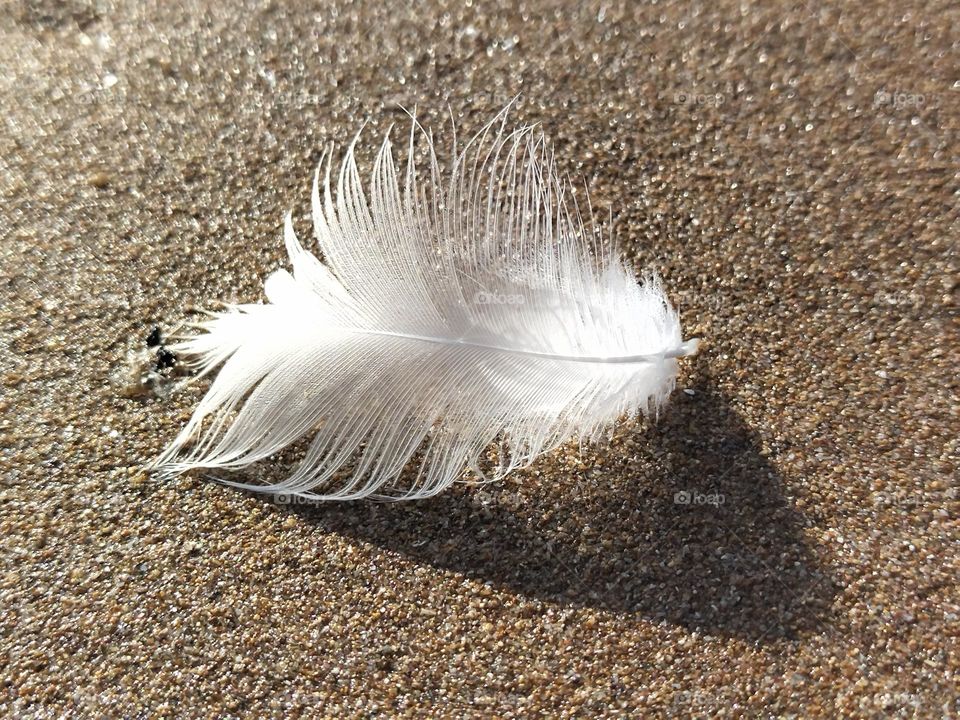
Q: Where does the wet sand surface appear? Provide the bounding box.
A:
[1,0,957,716]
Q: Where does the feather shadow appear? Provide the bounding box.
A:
[265,378,835,641]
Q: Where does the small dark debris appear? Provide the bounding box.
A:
[146,326,162,347]
[156,348,177,370]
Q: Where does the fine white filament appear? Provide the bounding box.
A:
[152,110,699,500]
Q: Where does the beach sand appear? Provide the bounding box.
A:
[1,0,957,716]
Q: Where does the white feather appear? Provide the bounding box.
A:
[152,110,699,500]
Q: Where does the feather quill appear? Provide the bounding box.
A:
[153,110,699,500]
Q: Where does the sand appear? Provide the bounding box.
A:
[1,0,957,717]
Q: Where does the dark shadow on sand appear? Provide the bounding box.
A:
[261,372,835,642]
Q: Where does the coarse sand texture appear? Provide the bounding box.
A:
[1,1,957,717]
